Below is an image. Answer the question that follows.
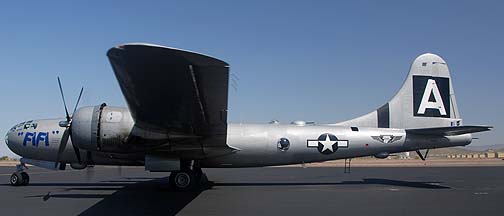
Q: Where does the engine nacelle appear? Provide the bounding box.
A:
[72,104,135,153]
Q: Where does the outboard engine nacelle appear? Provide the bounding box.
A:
[72,104,135,153]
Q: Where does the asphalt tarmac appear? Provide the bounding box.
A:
[0,166,503,216]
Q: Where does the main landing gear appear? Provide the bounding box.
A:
[169,160,208,191]
[10,163,29,186]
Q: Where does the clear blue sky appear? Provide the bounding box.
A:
[1,1,503,157]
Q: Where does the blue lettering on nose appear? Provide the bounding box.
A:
[23,132,35,146]
[23,132,49,147]
[36,132,49,147]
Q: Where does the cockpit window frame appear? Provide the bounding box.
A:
[15,122,25,131]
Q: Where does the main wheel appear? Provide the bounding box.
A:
[10,172,23,186]
[169,170,196,191]
[20,172,29,186]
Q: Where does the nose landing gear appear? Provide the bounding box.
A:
[10,172,29,186]
[10,163,29,186]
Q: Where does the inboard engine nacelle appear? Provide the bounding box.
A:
[71,104,135,153]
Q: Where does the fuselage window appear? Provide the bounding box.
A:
[277,138,290,151]
[23,121,33,130]
[16,122,25,131]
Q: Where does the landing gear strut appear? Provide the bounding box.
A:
[10,163,29,186]
[344,158,352,174]
[169,160,208,191]
[416,149,430,161]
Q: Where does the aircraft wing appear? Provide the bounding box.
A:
[406,125,492,136]
[107,43,229,151]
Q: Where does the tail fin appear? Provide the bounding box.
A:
[334,53,462,129]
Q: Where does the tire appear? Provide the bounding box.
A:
[20,172,29,186]
[10,172,23,186]
[169,170,196,191]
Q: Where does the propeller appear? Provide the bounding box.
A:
[54,77,84,168]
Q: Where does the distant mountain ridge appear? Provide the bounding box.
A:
[429,147,479,155]
[428,145,504,156]
[463,144,504,152]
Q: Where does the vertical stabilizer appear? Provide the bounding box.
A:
[334,53,461,129]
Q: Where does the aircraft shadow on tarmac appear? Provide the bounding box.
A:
[15,177,207,216]
[7,178,449,216]
[214,178,451,189]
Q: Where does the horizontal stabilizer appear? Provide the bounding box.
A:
[406,126,493,136]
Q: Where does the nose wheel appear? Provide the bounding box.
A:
[10,172,29,186]
[10,162,29,186]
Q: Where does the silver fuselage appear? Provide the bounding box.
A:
[5,118,472,168]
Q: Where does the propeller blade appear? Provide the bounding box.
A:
[57,77,71,122]
[72,87,84,115]
[68,128,82,164]
[54,128,70,168]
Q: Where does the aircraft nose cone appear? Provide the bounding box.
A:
[5,130,13,151]
[5,127,21,156]
[5,132,12,150]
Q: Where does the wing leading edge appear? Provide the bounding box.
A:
[107,43,230,150]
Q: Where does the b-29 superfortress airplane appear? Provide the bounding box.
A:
[5,43,492,190]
